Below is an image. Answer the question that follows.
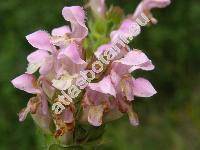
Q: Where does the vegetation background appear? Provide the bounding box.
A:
[0,0,199,149]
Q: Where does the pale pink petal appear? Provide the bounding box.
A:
[26,30,52,51]
[116,50,150,66]
[62,6,88,42]
[129,60,155,72]
[39,56,54,75]
[58,43,86,65]
[144,0,171,9]
[133,0,171,22]
[95,43,112,58]
[51,26,71,37]
[112,50,154,75]
[132,78,157,97]
[88,75,116,97]
[11,74,40,94]
[88,105,104,126]
[57,43,87,74]
[27,50,53,75]
[110,19,141,42]
[27,50,50,63]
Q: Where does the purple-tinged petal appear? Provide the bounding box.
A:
[112,50,154,76]
[95,43,112,58]
[62,6,88,42]
[62,109,74,123]
[51,26,71,37]
[143,0,171,9]
[26,30,52,51]
[57,43,87,74]
[133,0,171,23]
[39,56,54,75]
[26,50,53,75]
[58,43,86,65]
[132,78,157,97]
[88,105,104,126]
[129,60,155,72]
[111,19,141,42]
[116,50,150,66]
[27,50,50,63]
[88,75,116,97]
[11,74,40,94]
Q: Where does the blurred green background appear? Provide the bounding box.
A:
[0,0,199,149]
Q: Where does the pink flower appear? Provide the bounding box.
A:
[108,50,157,125]
[11,74,40,94]
[83,75,116,126]
[11,74,52,129]
[112,49,155,76]
[133,0,171,24]
[11,2,165,137]
[57,43,87,76]
[51,6,88,49]
[25,30,56,75]
[62,6,88,42]
[26,30,54,52]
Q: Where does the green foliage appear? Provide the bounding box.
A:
[0,0,199,150]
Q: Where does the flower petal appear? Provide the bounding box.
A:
[11,74,40,94]
[95,43,112,59]
[132,78,157,97]
[51,26,71,37]
[133,0,171,23]
[116,50,150,66]
[112,50,154,75]
[26,30,52,51]
[26,50,51,74]
[57,43,87,74]
[110,19,141,42]
[143,0,171,9]
[88,75,116,97]
[62,6,88,41]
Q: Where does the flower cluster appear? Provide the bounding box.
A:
[11,0,170,144]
